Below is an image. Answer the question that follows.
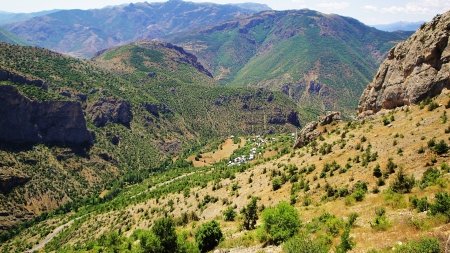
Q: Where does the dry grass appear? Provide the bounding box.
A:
[5,93,450,252]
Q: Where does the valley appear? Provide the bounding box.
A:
[0,1,449,253]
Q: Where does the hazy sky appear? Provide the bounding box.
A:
[1,0,449,25]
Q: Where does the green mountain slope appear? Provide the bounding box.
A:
[168,10,412,115]
[0,41,309,232]
[0,26,29,45]
[2,1,265,58]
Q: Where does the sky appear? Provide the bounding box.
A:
[1,0,449,25]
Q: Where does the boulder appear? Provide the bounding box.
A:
[358,12,450,115]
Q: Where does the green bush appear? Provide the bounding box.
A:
[393,237,441,253]
[272,177,282,191]
[390,169,415,193]
[420,167,442,188]
[261,201,302,245]
[429,191,450,219]
[409,195,429,212]
[370,207,391,231]
[241,197,259,230]
[432,139,449,155]
[282,233,330,253]
[195,220,223,253]
[152,217,178,253]
[138,230,162,253]
[222,206,237,221]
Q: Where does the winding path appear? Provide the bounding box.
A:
[24,170,199,252]
[25,219,74,253]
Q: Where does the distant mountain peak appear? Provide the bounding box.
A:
[372,21,425,32]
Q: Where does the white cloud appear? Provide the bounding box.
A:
[317,2,350,10]
[292,0,306,2]
[380,0,450,15]
[363,5,378,11]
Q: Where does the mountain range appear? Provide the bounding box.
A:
[167,9,412,114]
[2,0,267,58]
[372,21,425,32]
[0,9,60,25]
[0,1,450,252]
[2,3,413,115]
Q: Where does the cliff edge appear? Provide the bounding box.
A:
[358,11,450,116]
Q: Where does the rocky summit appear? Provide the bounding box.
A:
[358,11,450,117]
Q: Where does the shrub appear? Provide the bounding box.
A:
[371,207,391,231]
[272,177,282,191]
[222,206,237,221]
[393,237,441,253]
[390,169,415,194]
[195,220,223,253]
[429,191,450,219]
[373,164,382,178]
[241,197,259,230]
[152,217,178,253]
[138,230,162,253]
[409,195,429,212]
[261,201,302,245]
[382,115,390,126]
[336,227,354,253]
[432,139,449,155]
[420,167,441,188]
[428,101,439,111]
[283,233,330,253]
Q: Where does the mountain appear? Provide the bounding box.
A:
[0,40,309,232]
[372,21,424,32]
[229,2,272,12]
[0,9,60,25]
[2,9,450,253]
[2,1,263,58]
[358,12,450,117]
[167,9,412,115]
[0,26,29,45]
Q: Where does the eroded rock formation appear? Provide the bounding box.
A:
[293,111,341,149]
[87,97,133,127]
[0,85,94,144]
[358,12,450,116]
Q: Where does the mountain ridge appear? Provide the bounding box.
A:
[167,9,412,115]
[2,1,264,58]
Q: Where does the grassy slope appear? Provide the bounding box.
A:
[168,10,412,115]
[0,41,309,234]
[3,91,449,252]
[0,27,30,46]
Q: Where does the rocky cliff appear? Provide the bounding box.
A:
[358,11,450,116]
[87,97,133,128]
[0,85,93,144]
[0,67,48,90]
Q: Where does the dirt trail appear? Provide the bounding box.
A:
[25,219,75,253]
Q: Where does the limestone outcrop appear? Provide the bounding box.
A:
[87,97,133,127]
[0,85,94,144]
[293,111,341,149]
[358,12,450,116]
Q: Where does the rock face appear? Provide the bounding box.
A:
[358,12,450,116]
[0,67,48,90]
[0,85,94,144]
[87,97,133,127]
[143,102,174,117]
[293,111,341,149]
[0,168,31,193]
